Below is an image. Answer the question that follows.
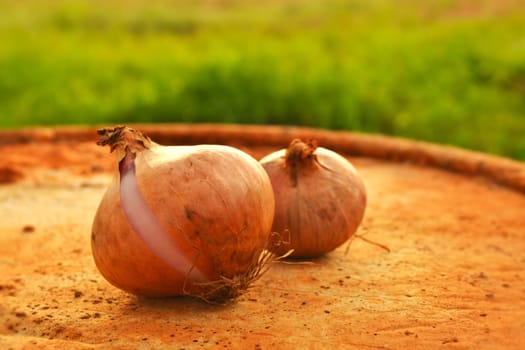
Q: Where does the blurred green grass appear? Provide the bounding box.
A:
[1,0,525,159]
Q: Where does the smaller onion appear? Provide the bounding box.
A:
[260,139,367,258]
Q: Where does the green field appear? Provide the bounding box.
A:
[1,0,525,159]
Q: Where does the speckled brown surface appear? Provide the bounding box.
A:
[1,124,524,349]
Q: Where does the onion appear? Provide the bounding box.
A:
[260,139,366,258]
[91,126,275,302]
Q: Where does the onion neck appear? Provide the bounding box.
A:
[97,125,154,156]
[284,139,320,186]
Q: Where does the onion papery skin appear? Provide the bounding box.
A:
[92,129,275,299]
[260,140,366,259]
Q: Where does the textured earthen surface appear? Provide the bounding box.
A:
[1,124,524,349]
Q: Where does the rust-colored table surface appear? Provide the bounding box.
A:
[1,124,524,349]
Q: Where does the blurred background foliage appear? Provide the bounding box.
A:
[0,0,524,159]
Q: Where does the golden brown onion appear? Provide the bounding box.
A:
[260,139,366,258]
[91,126,275,302]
